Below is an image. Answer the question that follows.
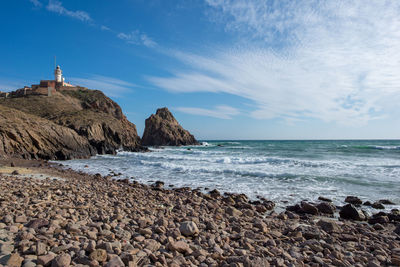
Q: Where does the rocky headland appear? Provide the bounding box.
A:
[141,108,198,147]
[0,89,146,160]
[0,159,399,267]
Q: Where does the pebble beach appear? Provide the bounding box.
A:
[0,159,400,267]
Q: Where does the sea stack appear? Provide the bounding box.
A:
[141,107,198,146]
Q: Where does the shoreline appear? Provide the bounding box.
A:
[0,158,400,266]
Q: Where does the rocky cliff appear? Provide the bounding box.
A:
[141,107,198,146]
[0,105,95,160]
[0,88,145,159]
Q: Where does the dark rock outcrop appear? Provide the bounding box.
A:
[339,204,366,221]
[345,196,362,205]
[141,107,198,146]
[0,105,95,160]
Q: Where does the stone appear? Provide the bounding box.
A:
[371,202,385,209]
[22,261,36,267]
[226,207,242,217]
[37,253,56,266]
[317,202,336,214]
[143,239,161,252]
[27,218,49,229]
[51,253,71,267]
[379,199,395,205]
[179,221,199,236]
[2,253,23,267]
[345,196,362,205]
[301,202,318,215]
[0,243,14,254]
[318,196,332,202]
[105,256,124,267]
[15,215,27,223]
[339,204,366,221]
[167,241,192,254]
[317,219,341,233]
[2,215,13,224]
[394,224,400,235]
[89,249,107,262]
[36,241,46,256]
[368,216,389,225]
[141,107,199,146]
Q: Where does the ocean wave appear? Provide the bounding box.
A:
[338,145,400,150]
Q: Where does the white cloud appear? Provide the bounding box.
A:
[117,31,157,48]
[0,78,26,92]
[46,0,92,22]
[29,0,42,7]
[176,105,239,119]
[100,25,111,31]
[148,0,400,125]
[69,75,136,97]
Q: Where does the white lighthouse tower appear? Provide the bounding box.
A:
[54,65,63,83]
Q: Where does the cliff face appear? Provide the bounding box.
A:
[0,106,95,160]
[0,88,145,159]
[141,107,198,146]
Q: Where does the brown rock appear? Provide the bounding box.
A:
[317,219,341,233]
[226,206,243,217]
[89,249,107,262]
[38,253,56,266]
[317,202,336,214]
[27,218,49,229]
[5,253,23,267]
[0,105,95,160]
[141,107,198,146]
[51,253,71,267]
[167,241,192,254]
[345,196,362,205]
[301,202,318,215]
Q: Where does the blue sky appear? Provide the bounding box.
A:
[1,0,400,139]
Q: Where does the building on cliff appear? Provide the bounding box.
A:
[1,65,85,98]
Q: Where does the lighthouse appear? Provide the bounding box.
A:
[54,65,63,83]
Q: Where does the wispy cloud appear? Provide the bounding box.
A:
[117,31,157,48]
[69,75,136,97]
[29,0,42,7]
[100,25,111,31]
[176,105,239,119]
[149,0,400,125]
[0,78,27,92]
[46,0,92,22]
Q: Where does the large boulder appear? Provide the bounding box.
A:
[141,107,198,146]
[339,204,366,221]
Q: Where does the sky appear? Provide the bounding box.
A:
[1,0,400,140]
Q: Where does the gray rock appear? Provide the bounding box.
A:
[179,221,199,236]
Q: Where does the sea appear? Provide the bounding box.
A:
[60,140,400,211]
